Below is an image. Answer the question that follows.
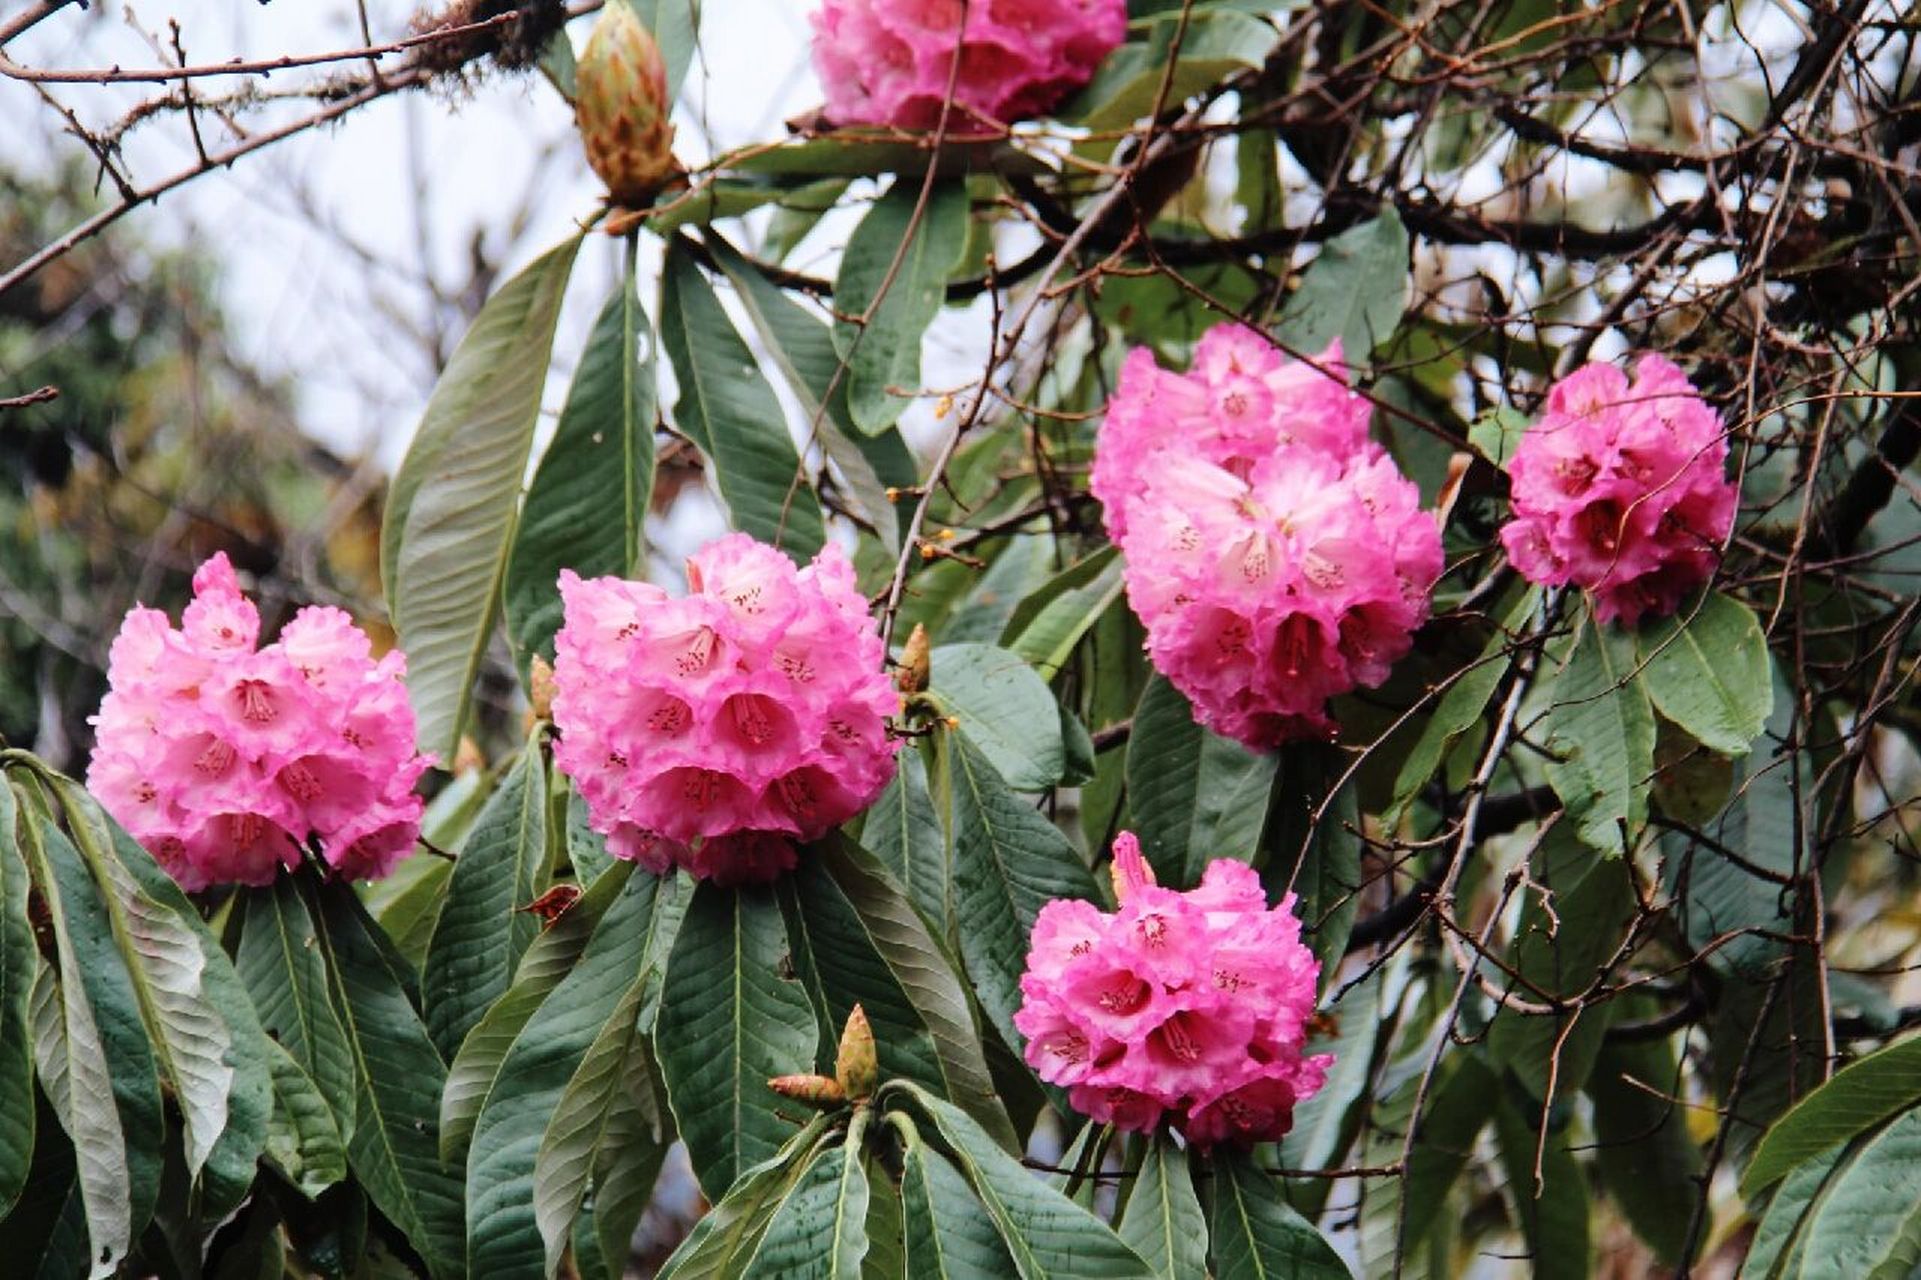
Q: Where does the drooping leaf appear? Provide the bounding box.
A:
[657,881,819,1200]
[902,1084,1155,1278]
[572,1048,669,1280]
[1206,1148,1352,1280]
[1492,1094,1591,1280]
[627,0,698,97]
[945,731,1100,1059]
[863,747,947,931]
[786,835,1012,1147]
[385,236,583,759]
[466,868,670,1279]
[739,1129,871,1278]
[1590,1036,1701,1266]
[1401,1052,1498,1253]
[931,643,1066,791]
[424,742,548,1059]
[660,240,826,560]
[1118,1138,1206,1280]
[1125,675,1276,886]
[1065,10,1279,135]
[655,1117,833,1280]
[1281,966,1383,1178]
[305,877,466,1279]
[236,877,357,1146]
[1794,1106,1921,1278]
[506,268,656,665]
[441,860,639,1163]
[1276,208,1411,360]
[1262,744,1362,978]
[1541,616,1656,854]
[0,783,32,1216]
[1635,592,1773,756]
[899,1125,1017,1280]
[1743,1139,1852,1279]
[999,547,1125,681]
[831,179,969,433]
[262,1039,350,1198]
[1744,1033,1921,1199]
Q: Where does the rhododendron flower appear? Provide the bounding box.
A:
[1500,355,1736,626]
[87,553,431,891]
[1013,834,1329,1145]
[810,0,1127,133]
[1093,323,1443,747]
[550,533,900,885]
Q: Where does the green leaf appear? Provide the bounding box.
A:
[1118,1138,1206,1280]
[1125,675,1276,886]
[1795,1106,1921,1278]
[1635,592,1773,756]
[1744,1033,1921,1199]
[1486,827,1634,1102]
[1389,586,1538,821]
[627,0,698,98]
[22,811,163,1279]
[441,861,639,1163]
[931,643,1066,791]
[787,836,1012,1148]
[573,1048,668,1280]
[1281,967,1382,1177]
[0,783,32,1216]
[999,547,1125,681]
[236,878,357,1147]
[466,868,672,1279]
[705,235,919,556]
[565,786,615,888]
[900,1126,1017,1279]
[1743,1139,1851,1279]
[367,852,456,972]
[1590,1037,1701,1266]
[1276,209,1411,360]
[1401,1052,1498,1253]
[306,877,466,1279]
[862,1144,906,1280]
[740,1128,871,1278]
[1262,744,1362,979]
[505,269,656,665]
[262,1039,350,1197]
[863,747,947,932]
[1493,1094,1590,1280]
[657,881,819,1200]
[898,1083,1155,1279]
[1207,1148,1352,1280]
[1065,10,1279,135]
[384,236,583,759]
[946,731,1101,1060]
[1541,616,1656,853]
[531,976,652,1277]
[831,179,969,433]
[656,1118,835,1280]
[424,743,548,1059]
[660,240,826,560]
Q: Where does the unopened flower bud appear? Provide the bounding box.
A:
[835,1004,878,1100]
[897,624,931,694]
[528,654,557,721]
[768,1073,847,1110]
[575,0,677,209]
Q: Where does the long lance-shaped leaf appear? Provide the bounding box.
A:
[262,1038,349,1198]
[531,975,650,1277]
[655,1117,835,1280]
[424,742,548,1059]
[1744,1032,1921,1199]
[441,861,643,1163]
[739,1120,870,1279]
[385,236,583,759]
[1634,591,1773,756]
[898,1119,1018,1280]
[305,876,466,1279]
[0,782,32,1215]
[1125,675,1276,885]
[22,808,162,1279]
[505,259,656,664]
[705,234,917,556]
[999,547,1124,681]
[236,877,357,1147]
[1118,1138,1206,1280]
[862,746,947,931]
[1541,616,1655,853]
[784,835,1012,1148]
[945,731,1100,1059]
[657,881,819,1200]
[895,1082,1154,1279]
[660,240,825,561]
[1206,1149,1352,1279]
[569,1048,669,1280]
[466,869,668,1279]
[831,178,969,433]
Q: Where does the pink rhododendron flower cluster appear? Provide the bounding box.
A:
[87,554,430,890]
[551,533,900,885]
[1093,323,1445,747]
[1014,833,1330,1146]
[810,0,1127,133]
[1500,354,1736,626]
